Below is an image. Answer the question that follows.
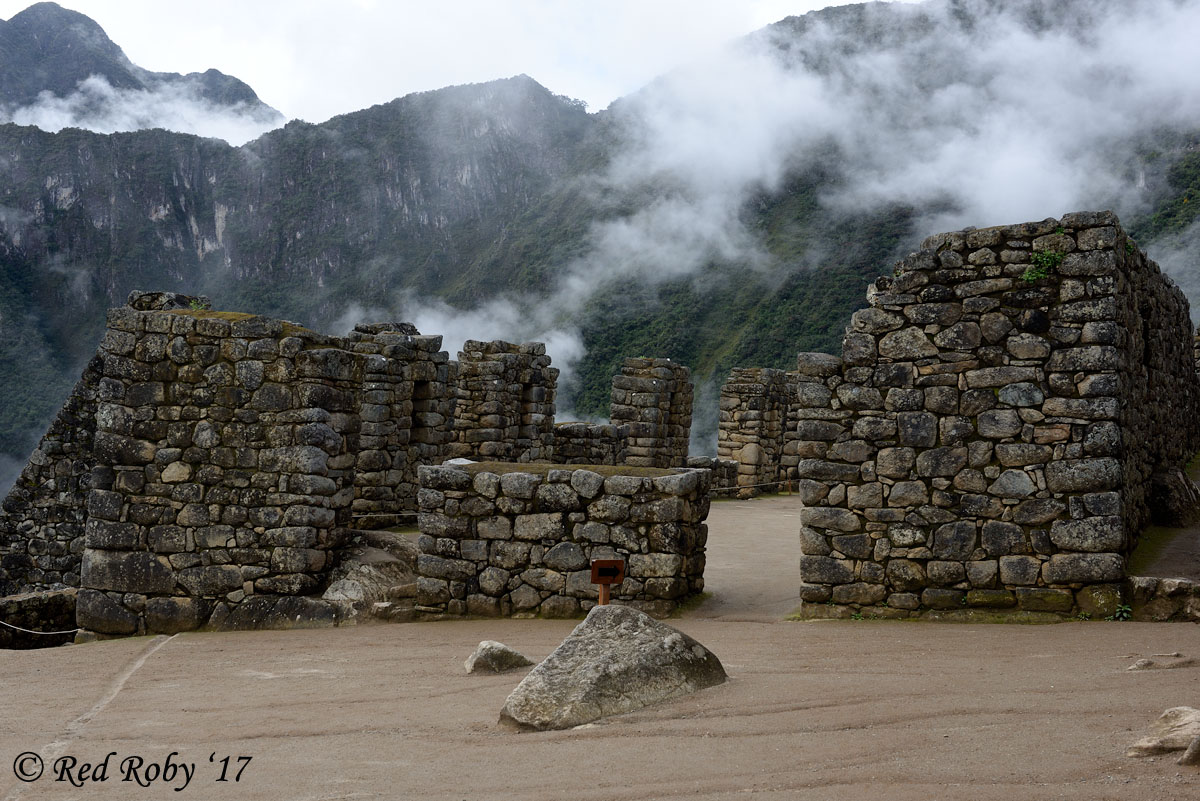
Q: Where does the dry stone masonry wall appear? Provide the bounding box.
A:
[718,367,792,495]
[0,293,701,635]
[792,211,1200,618]
[0,358,102,595]
[72,308,457,635]
[610,358,693,468]
[551,422,630,465]
[447,340,557,463]
[415,463,710,618]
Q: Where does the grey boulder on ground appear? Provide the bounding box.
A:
[1126,707,1200,757]
[499,605,726,731]
[465,641,534,674]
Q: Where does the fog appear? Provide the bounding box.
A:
[359,0,1200,425]
[1,74,282,145]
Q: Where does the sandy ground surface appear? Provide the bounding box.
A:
[3,495,1200,801]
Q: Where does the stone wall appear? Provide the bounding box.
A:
[345,323,454,524]
[446,340,557,463]
[552,422,629,465]
[0,589,76,648]
[687,457,739,492]
[415,463,710,617]
[0,357,102,595]
[792,211,1200,618]
[0,293,703,619]
[718,367,791,495]
[610,358,693,468]
[0,303,460,633]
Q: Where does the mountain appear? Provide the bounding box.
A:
[0,2,282,134]
[0,0,1197,488]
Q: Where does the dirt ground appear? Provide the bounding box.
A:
[3,495,1200,801]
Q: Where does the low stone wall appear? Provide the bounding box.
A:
[415,462,710,617]
[1128,576,1200,622]
[0,588,76,648]
[687,457,739,492]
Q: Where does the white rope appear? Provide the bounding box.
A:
[0,618,80,636]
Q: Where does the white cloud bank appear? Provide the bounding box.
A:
[357,0,1200,396]
[1,74,281,145]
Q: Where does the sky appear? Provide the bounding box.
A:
[0,0,917,122]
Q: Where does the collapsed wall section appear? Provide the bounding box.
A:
[792,211,1200,617]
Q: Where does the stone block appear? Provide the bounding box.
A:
[800,556,854,585]
[82,551,174,594]
[1048,516,1124,552]
[1043,553,1124,584]
[1015,587,1074,612]
[145,597,210,634]
[76,589,139,634]
[177,565,244,597]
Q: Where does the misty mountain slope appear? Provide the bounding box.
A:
[0,74,600,468]
[0,2,282,141]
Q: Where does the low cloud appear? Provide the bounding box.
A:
[1,74,282,145]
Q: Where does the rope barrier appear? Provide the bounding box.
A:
[0,618,80,636]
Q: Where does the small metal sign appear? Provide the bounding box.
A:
[590,559,626,606]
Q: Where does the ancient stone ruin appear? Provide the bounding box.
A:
[780,211,1200,618]
[0,292,700,637]
[5,209,1200,640]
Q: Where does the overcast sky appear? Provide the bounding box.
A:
[0,0,919,122]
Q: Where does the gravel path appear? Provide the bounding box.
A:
[3,495,1199,800]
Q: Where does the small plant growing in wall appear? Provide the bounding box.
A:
[1022,249,1064,283]
[188,297,211,311]
[1109,603,1133,621]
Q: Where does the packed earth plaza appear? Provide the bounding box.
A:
[2,213,1200,799]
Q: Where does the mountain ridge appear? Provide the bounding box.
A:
[0,2,282,129]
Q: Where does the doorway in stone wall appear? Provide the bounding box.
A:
[683,492,806,622]
[1128,458,1200,582]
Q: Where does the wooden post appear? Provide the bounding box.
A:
[598,583,611,606]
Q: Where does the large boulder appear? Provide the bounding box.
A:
[499,605,726,730]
